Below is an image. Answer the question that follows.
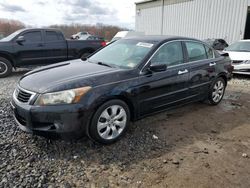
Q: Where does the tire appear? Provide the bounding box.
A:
[76,36,80,40]
[0,57,12,78]
[208,77,226,105]
[89,99,130,144]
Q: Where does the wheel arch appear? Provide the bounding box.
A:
[92,95,136,121]
[0,52,16,68]
[217,73,228,86]
[86,94,136,142]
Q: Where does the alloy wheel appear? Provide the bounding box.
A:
[212,80,224,103]
[0,61,7,75]
[97,105,127,140]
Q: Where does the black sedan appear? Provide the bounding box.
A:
[11,36,233,144]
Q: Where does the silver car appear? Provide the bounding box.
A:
[224,40,250,75]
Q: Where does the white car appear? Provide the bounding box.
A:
[224,40,250,75]
[71,32,89,40]
[110,31,145,43]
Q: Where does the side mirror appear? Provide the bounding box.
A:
[81,57,87,61]
[149,64,167,72]
[16,36,25,44]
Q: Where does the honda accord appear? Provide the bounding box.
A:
[11,36,233,144]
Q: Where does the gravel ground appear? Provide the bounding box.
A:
[0,71,250,188]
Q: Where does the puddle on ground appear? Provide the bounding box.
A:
[218,101,236,112]
[223,92,242,101]
[218,92,243,112]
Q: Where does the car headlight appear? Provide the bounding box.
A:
[34,86,91,106]
[243,60,250,64]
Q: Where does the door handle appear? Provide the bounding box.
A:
[209,62,216,67]
[178,69,189,75]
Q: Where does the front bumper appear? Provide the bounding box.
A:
[11,98,92,140]
[232,63,250,75]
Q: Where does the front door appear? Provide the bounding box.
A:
[14,30,45,66]
[138,41,191,116]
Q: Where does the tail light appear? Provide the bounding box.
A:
[101,41,106,47]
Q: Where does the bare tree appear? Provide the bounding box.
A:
[0,17,129,41]
[0,18,25,37]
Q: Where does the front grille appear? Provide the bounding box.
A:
[232,61,243,64]
[15,87,35,103]
[17,89,32,103]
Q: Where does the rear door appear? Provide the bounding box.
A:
[43,30,68,64]
[14,30,45,66]
[138,41,191,116]
[184,41,217,99]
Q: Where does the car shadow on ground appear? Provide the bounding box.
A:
[16,88,249,168]
[9,69,31,77]
[233,74,250,80]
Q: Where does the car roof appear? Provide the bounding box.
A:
[19,28,61,32]
[123,35,202,43]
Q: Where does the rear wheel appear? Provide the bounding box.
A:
[89,100,130,144]
[208,77,226,105]
[0,57,12,78]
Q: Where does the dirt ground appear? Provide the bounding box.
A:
[0,72,250,188]
[128,77,250,188]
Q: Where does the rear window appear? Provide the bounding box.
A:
[205,45,214,59]
[45,31,62,41]
[58,33,64,40]
[186,42,207,62]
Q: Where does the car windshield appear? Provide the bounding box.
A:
[226,41,250,52]
[88,39,156,69]
[1,30,23,41]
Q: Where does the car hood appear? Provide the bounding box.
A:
[19,59,121,93]
[224,51,250,61]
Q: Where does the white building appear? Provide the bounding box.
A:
[135,0,250,44]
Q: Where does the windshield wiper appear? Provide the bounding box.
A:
[97,62,113,68]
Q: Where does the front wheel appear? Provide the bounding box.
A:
[89,100,130,144]
[0,57,12,78]
[208,77,226,105]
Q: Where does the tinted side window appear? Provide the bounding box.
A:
[205,45,214,59]
[57,33,64,40]
[23,31,42,43]
[186,42,207,62]
[151,41,184,66]
[45,31,60,41]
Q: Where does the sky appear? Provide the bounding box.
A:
[0,0,137,29]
